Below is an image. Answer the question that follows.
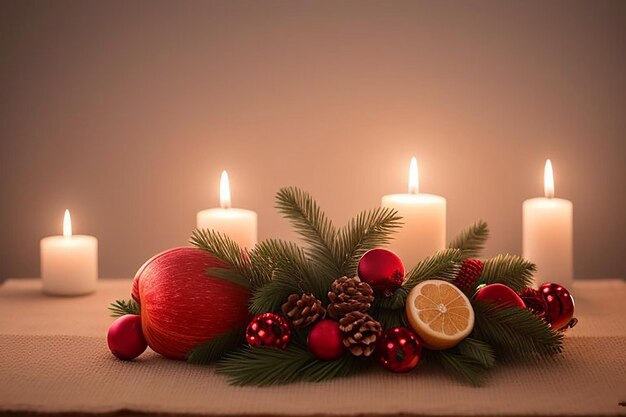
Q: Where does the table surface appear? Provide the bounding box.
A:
[0,278,625,416]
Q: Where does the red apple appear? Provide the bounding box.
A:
[474,283,526,309]
[135,247,250,360]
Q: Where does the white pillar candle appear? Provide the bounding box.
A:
[40,210,98,296]
[382,157,446,269]
[196,170,258,249]
[523,159,573,289]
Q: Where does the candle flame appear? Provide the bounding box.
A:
[220,170,231,209]
[63,209,72,239]
[408,157,419,194]
[544,159,554,198]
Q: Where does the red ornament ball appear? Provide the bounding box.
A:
[246,313,291,350]
[474,283,526,309]
[357,248,405,297]
[454,259,484,293]
[308,319,345,360]
[377,327,423,373]
[518,288,548,319]
[538,283,575,330]
[135,247,251,360]
[107,315,148,360]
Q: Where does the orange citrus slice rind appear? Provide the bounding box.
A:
[406,279,475,350]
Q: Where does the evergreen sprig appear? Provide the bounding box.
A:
[187,328,245,364]
[275,187,339,277]
[476,254,536,292]
[109,299,140,317]
[473,302,563,357]
[448,220,489,259]
[217,345,364,386]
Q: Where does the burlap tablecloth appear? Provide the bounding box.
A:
[0,279,624,416]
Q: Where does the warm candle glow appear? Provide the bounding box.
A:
[220,170,231,209]
[544,159,554,199]
[408,157,419,194]
[63,209,72,239]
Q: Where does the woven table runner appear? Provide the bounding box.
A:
[0,279,624,416]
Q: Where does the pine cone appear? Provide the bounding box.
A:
[454,258,484,293]
[327,276,375,319]
[281,293,326,328]
[339,311,381,357]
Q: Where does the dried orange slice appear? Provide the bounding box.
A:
[406,279,474,350]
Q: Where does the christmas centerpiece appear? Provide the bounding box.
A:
[108,187,576,386]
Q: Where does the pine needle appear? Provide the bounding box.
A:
[109,299,140,317]
[190,229,257,289]
[334,207,402,277]
[448,220,489,259]
[217,345,364,386]
[187,328,245,364]
[275,187,339,277]
[426,348,490,386]
[473,302,563,357]
[476,254,536,292]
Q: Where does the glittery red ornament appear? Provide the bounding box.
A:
[474,283,526,309]
[538,283,576,330]
[377,327,423,373]
[308,320,346,360]
[357,248,404,297]
[518,288,548,319]
[246,313,291,350]
[107,315,148,360]
[454,259,484,293]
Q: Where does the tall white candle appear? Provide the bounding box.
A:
[382,157,446,269]
[523,159,573,289]
[196,170,258,249]
[40,210,98,296]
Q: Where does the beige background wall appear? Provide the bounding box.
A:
[1,0,625,280]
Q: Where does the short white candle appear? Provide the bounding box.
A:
[382,157,446,269]
[40,210,98,296]
[523,159,573,289]
[196,170,258,249]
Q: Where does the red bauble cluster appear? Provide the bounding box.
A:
[246,313,292,350]
[357,248,404,297]
[377,327,423,373]
[308,320,346,360]
[538,283,575,330]
[107,315,148,360]
[474,283,526,309]
[518,287,549,319]
[454,259,484,293]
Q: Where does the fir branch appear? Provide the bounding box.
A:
[186,327,245,364]
[377,249,463,310]
[249,271,303,315]
[372,305,408,329]
[109,299,140,317]
[426,347,490,386]
[190,229,256,289]
[217,345,363,386]
[476,254,536,292]
[456,337,496,369]
[275,187,339,277]
[334,207,403,277]
[448,220,489,259]
[473,302,563,357]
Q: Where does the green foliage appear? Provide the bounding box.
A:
[371,305,408,329]
[190,229,260,289]
[275,187,339,277]
[376,249,463,310]
[476,254,536,292]
[187,328,245,364]
[216,345,364,386]
[334,207,403,277]
[109,299,140,317]
[473,302,563,357]
[448,220,489,259]
[426,339,495,386]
